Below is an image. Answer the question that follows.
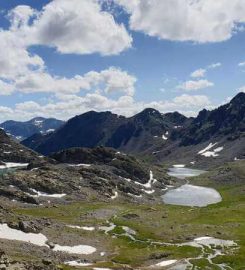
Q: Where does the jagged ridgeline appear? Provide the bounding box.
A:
[22,92,245,168]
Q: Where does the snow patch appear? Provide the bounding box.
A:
[65,261,92,267]
[53,244,96,255]
[152,260,177,267]
[0,162,29,169]
[0,223,48,247]
[142,189,155,194]
[111,191,118,200]
[198,143,224,157]
[173,164,185,168]
[135,170,156,189]
[45,129,55,133]
[93,268,112,270]
[29,188,66,198]
[67,225,95,231]
[68,163,91,167]
[99,223,116,234]
[127,193,142,198]
[198,143,218,154]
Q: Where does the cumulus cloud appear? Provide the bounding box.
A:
[8,5,36,30]
[116,0,245,43]
[238,62,245,67]
[0,0,132,79]
[0,30,44,81]
[191,69,206,78]
[178,79,214,91]
[0,80,15,96]
[0,93,213,122]
[0,66,136,97]
[190,62,221,79]
[27,0,132,55]
[208,63,222,69]
[0,1,135,97]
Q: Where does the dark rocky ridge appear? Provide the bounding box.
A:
[21,93,245,169]
[173,92,245,146]
[22,109,189,155]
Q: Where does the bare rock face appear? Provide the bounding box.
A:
[0,146,172,204]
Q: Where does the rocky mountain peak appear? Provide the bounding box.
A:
[230,92,245,106]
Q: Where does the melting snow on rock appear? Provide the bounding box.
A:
[198,143,224,157]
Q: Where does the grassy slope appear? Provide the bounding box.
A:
[13,161,245,269]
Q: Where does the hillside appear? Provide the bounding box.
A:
[0,129,45,164]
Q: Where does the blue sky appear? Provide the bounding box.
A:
[0,0,244,121]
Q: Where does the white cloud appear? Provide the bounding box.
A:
[178,79,214,91]
[0,30,44,80]
[173,94,211,108]
[1,67,136,97]
[116,0,245,43]
[190,62,221,78]
[0,1,133,78]
[0,106,13,115]
[27,0,132,56]
[95,67,136,96]
[238,62,245,67]
[238,86,245,92]
[0,1,134,98]
[8,5,36,30]
[208,63,222,69]
[191,69,206,78]
[0,93,213,122]
[0,80,15,96]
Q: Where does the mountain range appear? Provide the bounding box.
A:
[22,108,190,154]
[21,92,245,168]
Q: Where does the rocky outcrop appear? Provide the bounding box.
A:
[51,147,149,182]
[0,148,175,204]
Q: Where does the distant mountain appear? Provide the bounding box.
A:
[0,117,64,140]
[22,109,189,155]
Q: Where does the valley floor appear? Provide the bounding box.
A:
[1,166,244,270]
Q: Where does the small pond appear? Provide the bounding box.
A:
[162,167,222,207]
